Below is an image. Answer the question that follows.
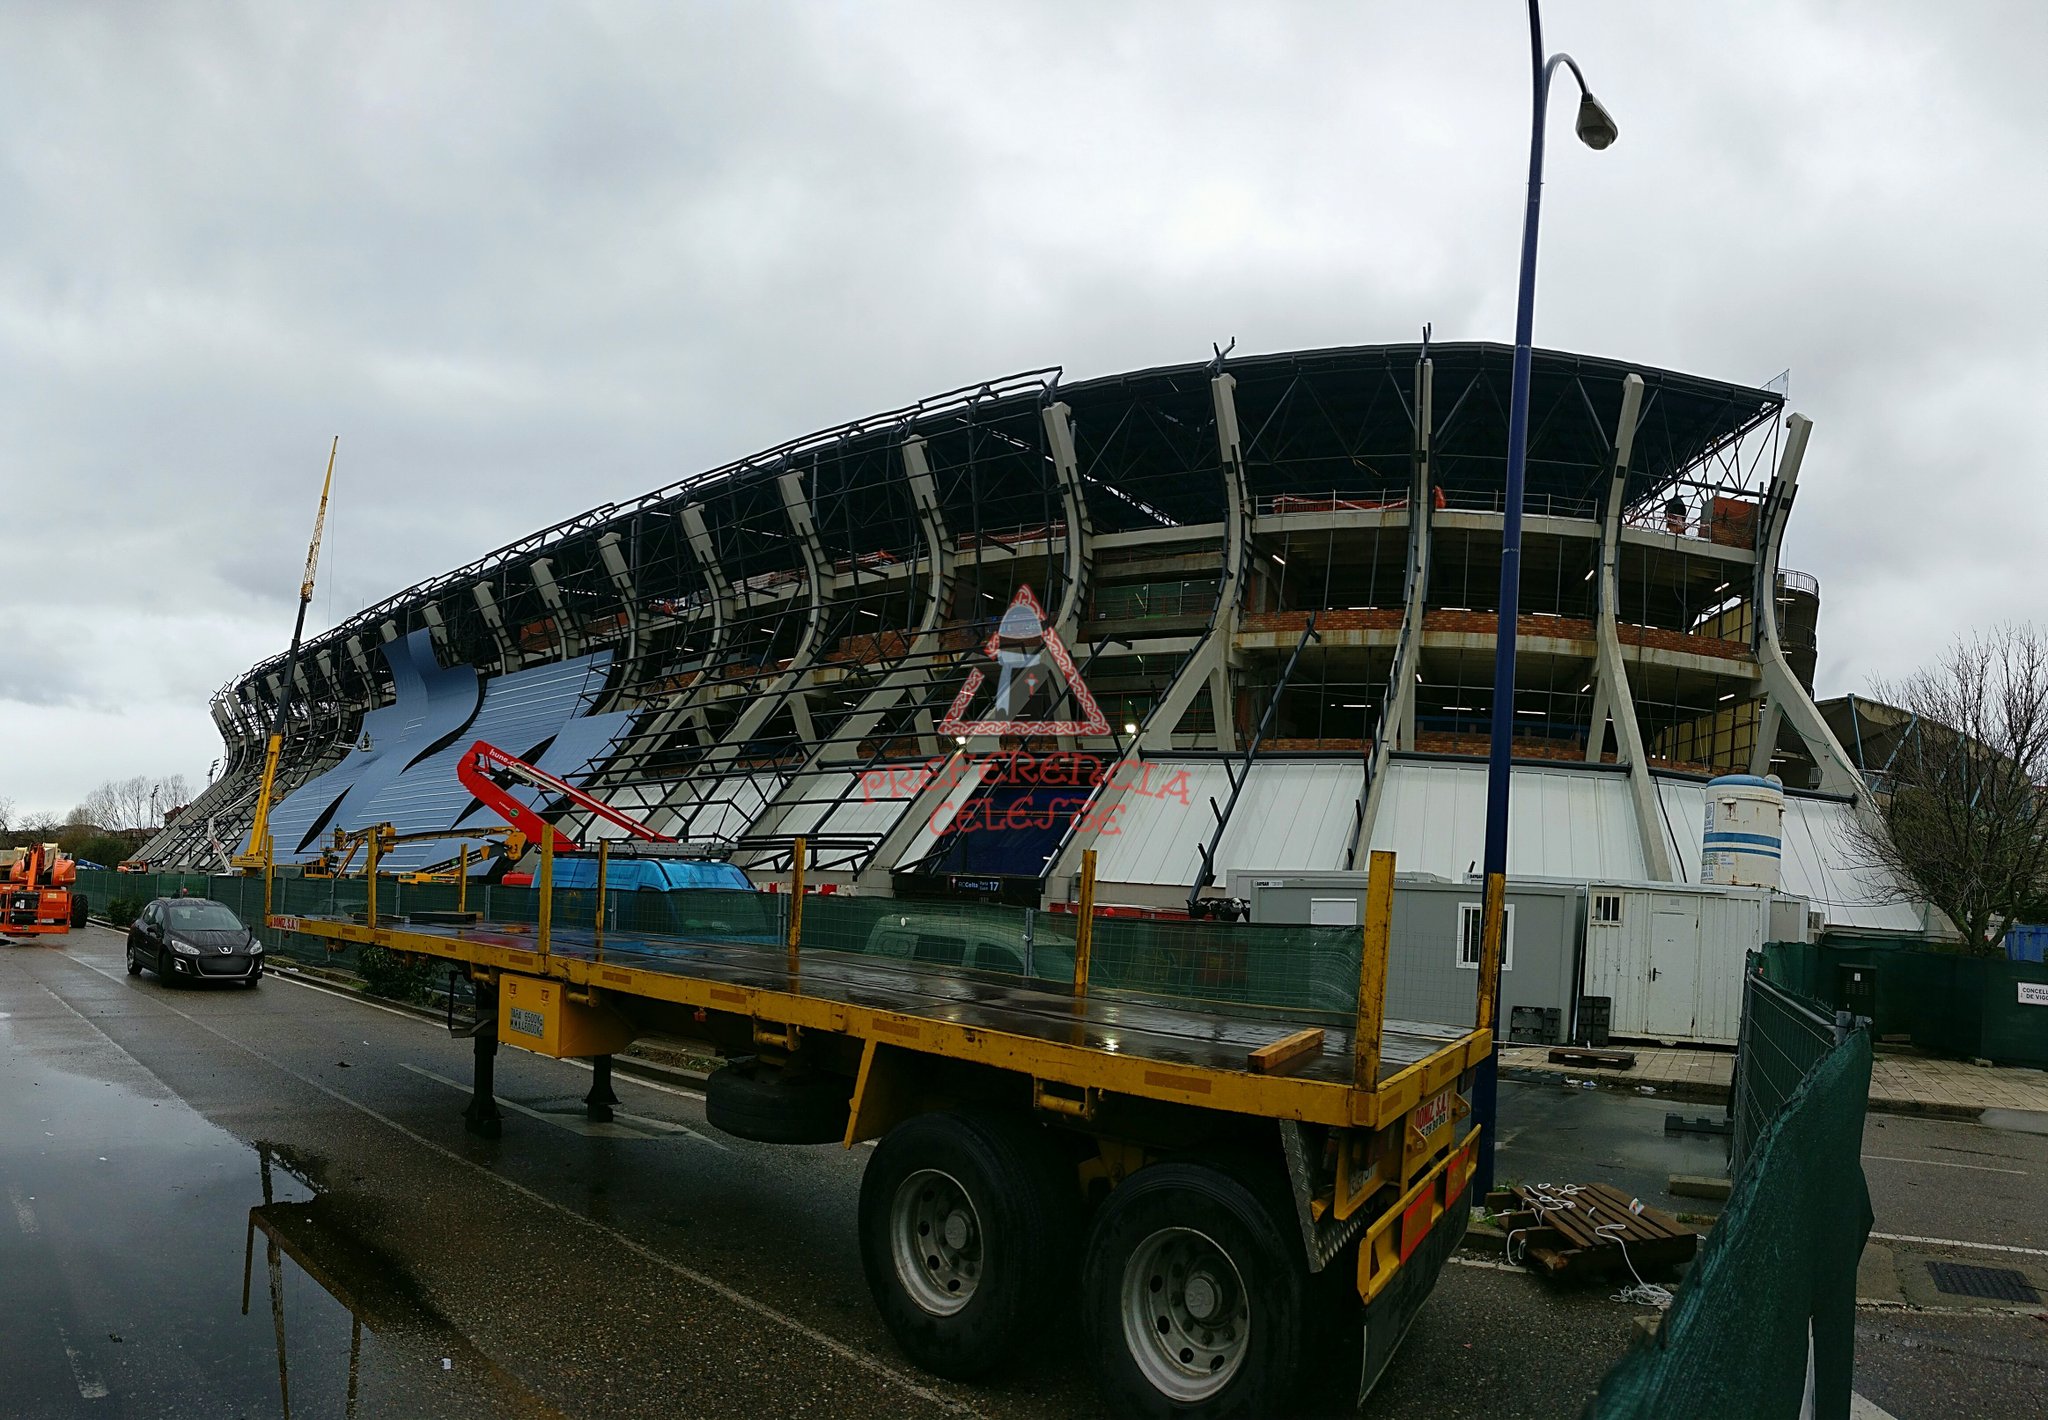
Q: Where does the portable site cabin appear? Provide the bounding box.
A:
[1577,883,1812,1046]
[1230,869,1814,1048]
[1226,870,1585,1046]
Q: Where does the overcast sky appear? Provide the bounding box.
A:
[2,2,2043,820]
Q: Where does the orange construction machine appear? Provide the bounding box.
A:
[1,843,87,938]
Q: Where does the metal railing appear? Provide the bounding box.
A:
[1728,956,1853,1178]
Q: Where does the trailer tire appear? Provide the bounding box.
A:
[1080,1161,1307,1419]
[859,1110,1077,1379]
[703,1060,851,1145]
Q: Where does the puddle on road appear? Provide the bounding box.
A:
[0,1004,565,1418]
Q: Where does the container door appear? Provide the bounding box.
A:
[1646,898,1701,1038]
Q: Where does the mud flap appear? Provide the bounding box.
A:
[1357,1180,1471,1406]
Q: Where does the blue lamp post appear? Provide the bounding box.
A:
[1471,2,1618,1198]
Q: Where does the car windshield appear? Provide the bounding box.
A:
[164,900,244,933]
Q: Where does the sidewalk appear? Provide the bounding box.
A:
[1500,1043,2048,1120]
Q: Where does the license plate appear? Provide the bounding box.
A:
[1413,1088,1450,1137]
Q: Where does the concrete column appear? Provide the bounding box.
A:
[1042,368,1248,898]
[1748,415,1864,796]
[1044,401,1096,646]
[469,584,518,670]
[1583,374,1675,879]
[529,557,582,657]
[420,601,451,654]
[1352,355,1436,864]
[597,531,639,662]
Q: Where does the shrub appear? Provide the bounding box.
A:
[355,943,440,1005]
[105,896,142,928]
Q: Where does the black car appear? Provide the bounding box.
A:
[126,897,265,987]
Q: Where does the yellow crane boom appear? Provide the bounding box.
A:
[234,437,338,873]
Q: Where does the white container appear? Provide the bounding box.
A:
[1581,882,1782,1045]
[1701,774,1784,890]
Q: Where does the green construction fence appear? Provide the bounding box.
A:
[1761,937,2048,1069]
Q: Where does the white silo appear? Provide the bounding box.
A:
[1701,774,1785,889]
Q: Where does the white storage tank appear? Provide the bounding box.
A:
[1701,774,1785,890]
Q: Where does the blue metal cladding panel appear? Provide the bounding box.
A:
[368,653,619,872]
[449,706,635,832]
[267,631,481,858]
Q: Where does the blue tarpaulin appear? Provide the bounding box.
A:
[2005,924,2048,964]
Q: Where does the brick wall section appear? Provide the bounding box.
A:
[1240,606,1751,662]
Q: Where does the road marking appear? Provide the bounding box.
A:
[558,1056,706,1101]
[271,969,442,1025]
[53,1321,108,1400]
[277,966,721,1110]
[397,1062,730,1151]
[1869,1231,2048,1258]
[44,950,981,1417]
[1862,1153,2026,1176]
[1851,1392,1902,1419]
[9,1188,38,1235]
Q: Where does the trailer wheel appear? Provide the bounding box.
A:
[1081,1162,1307,1419]
[704,1059,851,1144]
[859,1110,1076,1379]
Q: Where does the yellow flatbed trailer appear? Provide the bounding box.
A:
[271,847,1492,1417]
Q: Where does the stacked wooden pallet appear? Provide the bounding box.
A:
[1486,1182,1699,1279]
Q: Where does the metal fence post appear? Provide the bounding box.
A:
[1354,850,1395,1088]
[537,825,555,960]
[365,828,381,929]
[1072,849,1098,1002]
[1022,907,1036,979]
[595,839,609,963]
[787,836,806,973]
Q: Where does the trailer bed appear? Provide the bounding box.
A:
[275,909,1488,1129]
[352,916,1465,1084]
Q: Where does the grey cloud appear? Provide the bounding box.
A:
[1,1,2043,815]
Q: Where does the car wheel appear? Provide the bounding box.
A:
[126,951,141,977]
[158,948,179,985]
[244,972,262,988]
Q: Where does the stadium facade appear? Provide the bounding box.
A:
[140,341,1923,932]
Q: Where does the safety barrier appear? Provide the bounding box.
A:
[1585,957,1873,1419]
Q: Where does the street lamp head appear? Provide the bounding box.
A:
[1575,93,1618,150]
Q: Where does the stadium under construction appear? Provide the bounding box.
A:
[138,341,1924,933]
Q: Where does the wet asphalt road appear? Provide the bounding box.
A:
[3,927,2042,1418]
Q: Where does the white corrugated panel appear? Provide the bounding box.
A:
[673,771,784,845]
[1091,760,1365,886]
[1367,761,1648,881]
[1656,780,1926,933]
[773,770,921,842]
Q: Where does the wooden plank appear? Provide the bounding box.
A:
[1249,1027,1326,1076]
[1548,1046,1636,1069]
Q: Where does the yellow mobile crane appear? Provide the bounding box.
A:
[233,438,339,873]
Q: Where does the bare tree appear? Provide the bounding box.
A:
[76,774,191,832]
[0,796,12,834]
[1852,624,2048,954]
